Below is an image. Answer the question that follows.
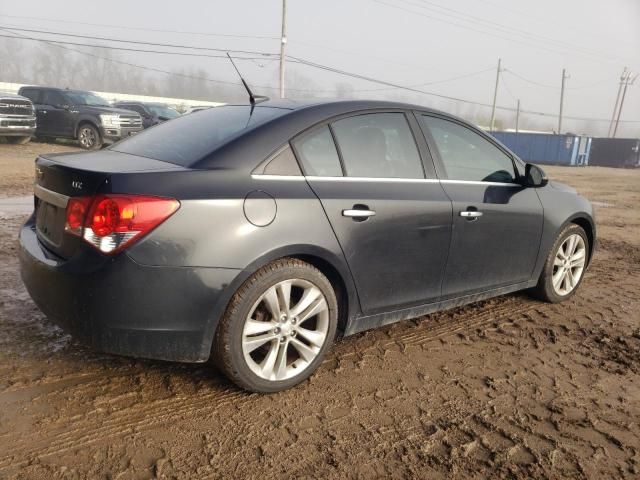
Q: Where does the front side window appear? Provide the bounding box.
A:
[420,115,516,183]
[331,113,424,179]
[43,91,66,107]
[292,126,343,177]
[65,91,110,107]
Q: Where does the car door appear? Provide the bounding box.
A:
[292,111,453,315]
[41,91,73,137]
[418,114,544,298]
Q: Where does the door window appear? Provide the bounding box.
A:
[421,115,516,183]
[292,126,343,177]
[42,91,67,108]
[331,113,424,179]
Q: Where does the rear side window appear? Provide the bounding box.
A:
[331,113,424,179]
[292,126,343,177]
[110,105,288,166]
[420,115,516,183]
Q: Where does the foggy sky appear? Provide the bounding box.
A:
[1,0,638,136]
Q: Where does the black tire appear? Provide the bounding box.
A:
[77,124,102,150]
[530,223,589,303]
[6,136,31,145]
[212,258,338,393]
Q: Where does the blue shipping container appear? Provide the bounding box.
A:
[491,132,591,166]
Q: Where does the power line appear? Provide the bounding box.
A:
[372,0,638,69]
[0,31,277,61]
[0,26,278,57]
[0,13,280,40]
[288,54,640,123]
[1,25,637,124]
[397,0,630,65]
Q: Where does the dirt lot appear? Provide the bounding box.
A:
[0,143,639,479]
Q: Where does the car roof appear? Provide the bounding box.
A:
[222,98,462,122]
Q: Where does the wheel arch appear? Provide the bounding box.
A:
[74,118,100,139]
[569,215,595,265]
[203,244,359,360]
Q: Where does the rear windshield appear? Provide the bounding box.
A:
[110,105,289,165]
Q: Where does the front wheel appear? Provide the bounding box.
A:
[77,124,101,150]
[531,224,589,303]
[213,258,338,393]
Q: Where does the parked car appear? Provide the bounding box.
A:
[19,100,595,393]
[18,87,143,150]
[113,101,180,129]
[0,92,36,144]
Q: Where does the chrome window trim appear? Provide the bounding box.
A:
[251,174,306,181]
[440,179,520,187]
[307,176,439,183]
[34,184,69,208]
[251,174,519,187]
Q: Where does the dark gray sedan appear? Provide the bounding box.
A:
[19,100,595,392]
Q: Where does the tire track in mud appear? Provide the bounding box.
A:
[0,293,545,469]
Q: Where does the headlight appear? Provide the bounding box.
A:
[99,114,120,127]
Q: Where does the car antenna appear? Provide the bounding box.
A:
[226,53,269,107]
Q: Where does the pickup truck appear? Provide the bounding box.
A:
[0,92,36,144]
[18,86,143,150]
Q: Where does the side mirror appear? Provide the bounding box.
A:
[524,163,548,188]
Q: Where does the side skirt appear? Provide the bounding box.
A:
[343,280,537,336]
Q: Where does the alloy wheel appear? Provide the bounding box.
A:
[79,127,96,148]
[552,233,586,296]
[241,279,330,381]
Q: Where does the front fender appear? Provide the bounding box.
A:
[532,186,596,281]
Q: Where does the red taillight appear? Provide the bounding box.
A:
[65,197,92,235]
[64,194,180,254]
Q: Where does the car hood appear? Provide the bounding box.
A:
[74,105,140,116]
[549,180,577,194]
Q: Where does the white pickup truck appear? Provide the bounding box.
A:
[0,92,36,144]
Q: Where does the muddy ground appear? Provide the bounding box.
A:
[0,142,639,479]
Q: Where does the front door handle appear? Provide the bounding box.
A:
[460,210,483,220]
[343,209,376,218]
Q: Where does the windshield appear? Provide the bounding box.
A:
[147,104,180,119]
[66,91,110,107]
[110,105,289,166]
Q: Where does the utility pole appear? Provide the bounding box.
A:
[515,99,520,134]
[558,69,569,134]
[279,0,287,99]
[613,71,638,138]
[490,58,501,132]
[608,67,628,137]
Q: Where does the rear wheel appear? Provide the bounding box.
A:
[6,136,31,145]
[531,224,589,303]
[77,124,101,150]
[213,258,338,393]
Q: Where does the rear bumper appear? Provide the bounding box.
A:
[19,219,240,362]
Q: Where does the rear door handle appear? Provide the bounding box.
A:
[343,209,376,218]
